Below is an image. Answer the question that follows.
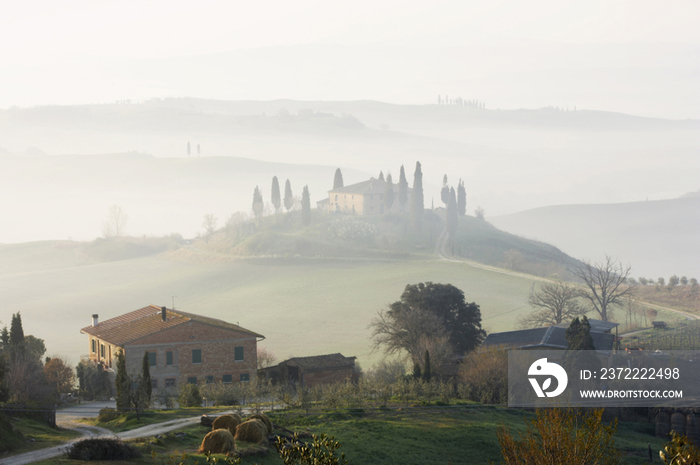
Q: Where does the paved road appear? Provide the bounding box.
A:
[0,401,236,465]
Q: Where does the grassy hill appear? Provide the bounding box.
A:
[0,210,582,367]
[190,209,584,277]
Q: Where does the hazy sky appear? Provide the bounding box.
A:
[2,0,699,117]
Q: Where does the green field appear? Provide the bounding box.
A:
[33,407,669,465]
[0,236,541,368]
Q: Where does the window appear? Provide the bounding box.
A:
[166,351,173,366]
[148,352,157,367]
[206,376,214,384]
[222,374,232,384]
[192,349,202,364]
[165,378,176,388]
[187,377,198,385]
[234,346,244,361]
[151,379,158,389]
[240,373,250,382]
[100,344,105,358]
[91,339,96,353]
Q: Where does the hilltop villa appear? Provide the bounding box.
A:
[325,177,410,215]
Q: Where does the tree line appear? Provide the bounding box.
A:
[437,95,485,109]
[0,313,74,406]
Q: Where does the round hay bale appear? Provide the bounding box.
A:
[671,412,686,435]
[656,412,671,438]
[198,429,236,455]
[212,415,239,435]
[248,414,272,434]
[686,414,700,445]
[231,413,243,423]
[234,419,267,444]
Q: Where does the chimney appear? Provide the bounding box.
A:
[161,306,167,322]
[92,314,99,327]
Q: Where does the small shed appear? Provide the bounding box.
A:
[260,353,357,388]
[652,321,668,329]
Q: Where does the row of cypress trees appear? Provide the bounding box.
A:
[114,349,152,416]
[253,177,311,226]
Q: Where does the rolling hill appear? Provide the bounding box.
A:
[0,99,697,242]
[2,207,690,369]
[490,196,700,279]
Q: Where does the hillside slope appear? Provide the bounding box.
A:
[191,209,584,278]
[490,196,700,279]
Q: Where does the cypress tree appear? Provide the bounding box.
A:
[398,165,408,213]
[564,316,600,380]
[441,175,449,206]
[271,176,281,215]
[565,316,595,350]
[141,351,152,408]
[457,179,466,216]
[378,171,384,182]
[0,326,8,350]
[333,168,344,190]
[284,179,293,213]
[115,348,130,411]
[423,350,431,382]
[447,187,458,253]
[9,313,24,347]
[384,173,394,212]
[252,186,263,220]
[301,185,311,226]
[411,161,424,231]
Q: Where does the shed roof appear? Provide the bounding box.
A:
[80,304,263,346]
[554,319,619,334]
[285,353,356,370]
[482,324,615,352]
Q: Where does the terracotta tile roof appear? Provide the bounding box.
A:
[80,304,263,346]
[286,353,356,371]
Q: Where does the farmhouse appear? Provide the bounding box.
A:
[260,353,357,387]
[80,305,263,392]
[326,177,410,215]
[482,319,618,353]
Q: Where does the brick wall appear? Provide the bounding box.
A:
[124,321,257,392]
[88,336,118,369]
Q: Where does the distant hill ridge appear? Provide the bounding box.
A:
[2,98,697,133]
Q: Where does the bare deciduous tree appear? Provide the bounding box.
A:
[370,307,449,368]
[256,347,277,370]
[102,205,128,237]
[573,255,636,322]
[517,281,585,328]
[202,213,217,236]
